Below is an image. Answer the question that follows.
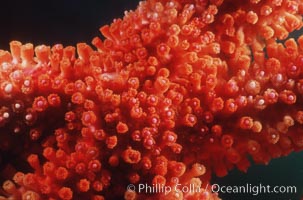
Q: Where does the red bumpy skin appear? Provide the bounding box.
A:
[0,0,303,199]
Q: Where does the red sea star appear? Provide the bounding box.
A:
[0,0,303,199]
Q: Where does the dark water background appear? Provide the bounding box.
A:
[0,0,302,199]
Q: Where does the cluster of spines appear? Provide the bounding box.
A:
[0,0,303,199]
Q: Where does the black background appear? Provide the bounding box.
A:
[0,0,139,49]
